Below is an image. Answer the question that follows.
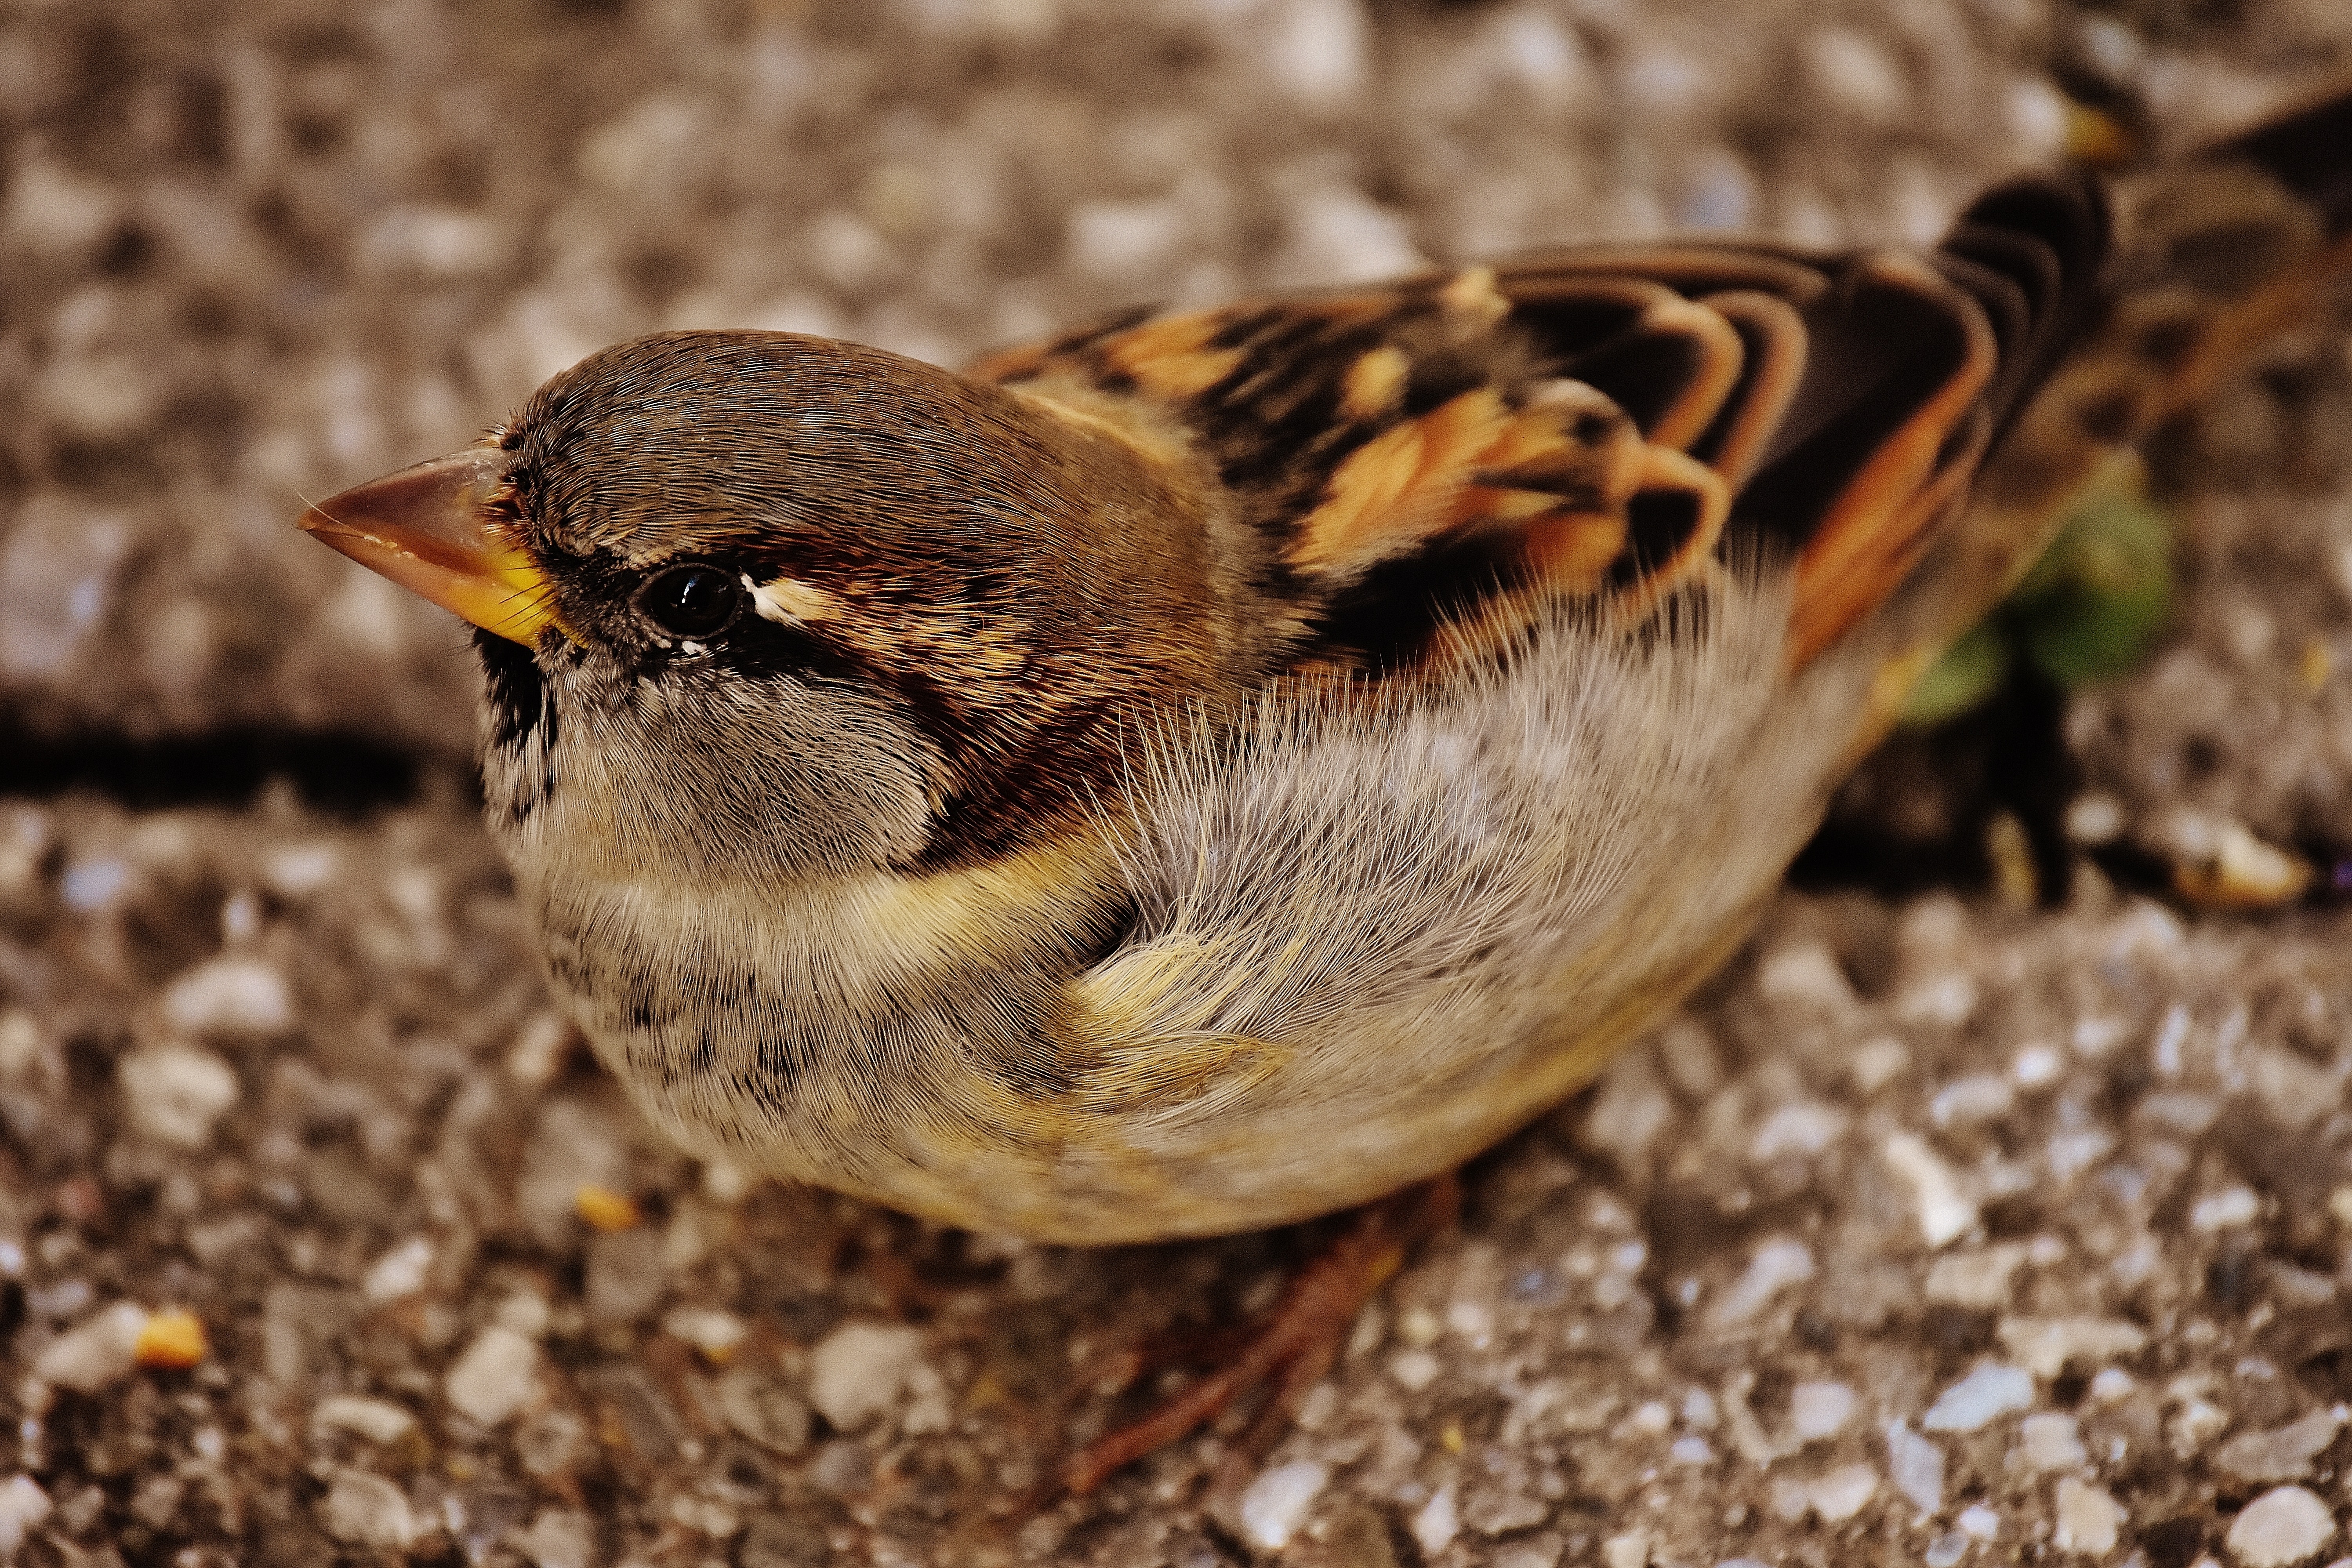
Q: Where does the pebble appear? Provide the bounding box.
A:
[1239,1459,1327,1551]
[808,1321,925,1430]
[2191,1187,2262,1230]
[1930,1074,2015,1127]
[2227,1486,2336,1567]
[1926,1244,2030,1308]
[1884,1132,1977,1247]
[1885,1419,1945,1514]
[2216,1409,2345,1484]
[662,1306,748,1363]
[1390,1348,1441,1390]
[1789,1381,1855,1441]
[717,1366,813,1456]
[33,1301,150,1391]
[0,1476,51,1556]
[445,1326,541,1426]
[585,1227,668,1324]
[321,1468,420,1549]
[1708,1238,1814,1327]
[1413,1487,1461,1557]
[1922,1363,2033,1433]
[2021,1413,2088,1471]
[160,956,294,1034]
[2051,1477,2123,1555]
[517,1507,596,1568]
[1748,1102,1847,1161]
[1808,1464,1879,1522]
[1600,1528,1650,1568]
[362,1237,434,1303]
[314,1395,419,1445]
[1924,1533,1969,1568]
[1997,1317,2149,1378]
[118,1043,240,1147]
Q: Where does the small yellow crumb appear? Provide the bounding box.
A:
[2301,639,2332,692]
[1440,1420,1466,1453]
[1986,812,2038,910]
[575,1185,643,1232]
[2330,1185,2352,1229]
[134,1309,208,1369]
[2174,820,2312,911]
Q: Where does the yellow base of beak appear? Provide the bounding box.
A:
[298,446,562,646]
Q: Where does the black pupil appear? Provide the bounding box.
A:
[644,566,739,638]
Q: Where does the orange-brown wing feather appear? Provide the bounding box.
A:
[965,80,2352,688]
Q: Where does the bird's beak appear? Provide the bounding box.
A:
[296,446,562,646]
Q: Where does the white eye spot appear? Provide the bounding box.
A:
[746,573,835,626]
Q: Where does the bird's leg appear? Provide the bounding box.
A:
[1059,1174,1461,1497]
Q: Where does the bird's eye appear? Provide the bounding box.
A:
[637,564,742,639]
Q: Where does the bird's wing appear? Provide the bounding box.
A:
[974,79,2352,688]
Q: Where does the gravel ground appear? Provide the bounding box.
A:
[6,1,2352,1565]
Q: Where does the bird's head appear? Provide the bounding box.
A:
[298,330,1238,888]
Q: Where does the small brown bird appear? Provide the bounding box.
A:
[300,84,2351,1474]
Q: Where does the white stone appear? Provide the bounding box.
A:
[1957,1503,2000,1538]
[1849,1035,1912,1093]
[2227,1486,2335,1567]
[444,1327,539,1426]
[1413,1486,1460,1556]
[118,1043,239,1148]
[1389,1348,1441,1391]
[517,1507,596,1568]
[2052,1477,2122,1555]
[808,1321,925,1430]
[1885,1420,1945,1514]
[1748,1102,1847,1161]
[2216,1408,2345,1484]
[1600,1528,1650,1568]
[0,1475,52,1556]
[1922,1364,2033,1433]
[1708,1239,1813,1327]
[662,1307,748,1361]
[321,1469,419,1548]
[161,956,293,1034]
[1261,0,1368,109]
[2021,1413,2088,1472]
[1926,1244,2031,1308]
[34,1301,148,1391]
[1931,1074,2015,1127]
[1809,1464,1878,1522]
[363,1237,434,1303]
[2013,1045,2064,1087]
[1789,1381,1855,1441]
[1997,1317,2149,1379]
[313,1395,417,1445]
[2191,1187,2261,1230]
[1756,942,1855,1014]
[1884,1133,1976,1247]
[1238,1459,1327,1550]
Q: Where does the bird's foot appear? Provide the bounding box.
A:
[1058,1174,1460,1499]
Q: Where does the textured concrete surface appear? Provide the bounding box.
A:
[5,1,2352,1564]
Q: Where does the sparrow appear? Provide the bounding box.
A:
[299,85,2352,1258]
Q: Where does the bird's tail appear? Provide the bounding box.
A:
[1852,77,2352,738]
